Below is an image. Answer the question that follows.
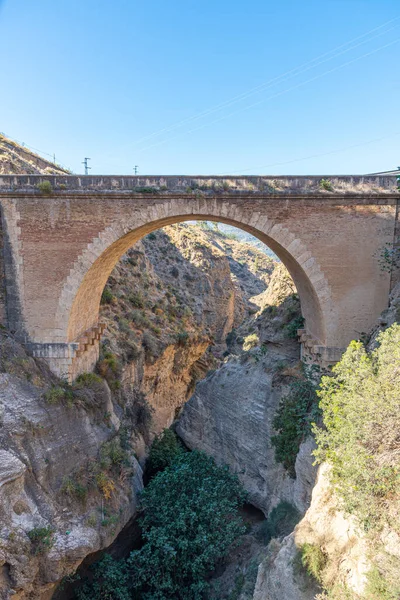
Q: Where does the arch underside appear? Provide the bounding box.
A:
[62,213,329,351]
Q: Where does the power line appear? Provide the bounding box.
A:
[220,132,400,174]
[136,35,400,155]
[127,16,400,150]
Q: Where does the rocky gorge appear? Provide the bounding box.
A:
[0,136,399,600]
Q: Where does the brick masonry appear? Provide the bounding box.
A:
[0,174,398,379]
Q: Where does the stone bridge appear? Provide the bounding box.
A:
[0,174,398,380]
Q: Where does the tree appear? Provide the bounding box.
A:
[313,324,400,530]
[128,451,247,599]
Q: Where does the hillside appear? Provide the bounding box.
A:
[0,133,69,175]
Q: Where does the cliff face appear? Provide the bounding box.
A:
[251,289,400,600]
[176,278,312,518]
[99,224,276,435]
[0,331,144,600]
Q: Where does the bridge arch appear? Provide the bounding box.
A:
[54,199,334,377]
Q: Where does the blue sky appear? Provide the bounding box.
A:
[0,0,399,175]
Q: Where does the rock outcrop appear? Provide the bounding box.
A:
[176,286,314,517]
[0,332,143,599]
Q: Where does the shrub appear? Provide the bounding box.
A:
[44,385,66,404]
[130,309,149,328]
[36,180,53,195]
[43,384,74,406]
[299,543,328,584]
[96,350,122,390]
[28,526,54,555]
[61,477,88,501]
[77,451,246,600]
[313,324,400,530]
[319,179,333,191]
[100,287,114,305]
[76,554,130,600]
[286,315,305,338]
[146,429,183,478]
[129,291,144,308]
[101,438,130,470]
[256,501,301,545]
[176,330,189,346]
[365,562,400,600]
[271,379,319,477]
[243,333,260,351]
[74,372,103,387]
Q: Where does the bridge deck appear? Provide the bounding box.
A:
[0,174,398,196]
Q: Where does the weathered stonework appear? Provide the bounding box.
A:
[0,174,398,379]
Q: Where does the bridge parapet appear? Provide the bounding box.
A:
[0,174,397,196]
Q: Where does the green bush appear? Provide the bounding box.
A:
[77,451,246,600]
[176,330,189,346]
[146,429,183,478]
[28,526,54,555]
[129,291,145,308]
[271,379,319,477]
[76,554,130,600]
[61,477,88,501]
[365,562,400,600]
[319,179,333,191]
[299,543,327,584]
[285,315,304,339]
[100,286,114,305]
[313,324,400,530]
[142,330,159,359]
[36,180,53,195]
[74,372,103,387]
[44,385,66,404]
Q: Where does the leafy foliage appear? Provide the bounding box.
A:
[313,324,400,531]
[77,554,130,600]
[101,286,115,305]
[28,526,54,555]
[285,315,304,339]
[146,429,184,479]
[271,379,319,477]
[36,180,53,195]
[299,543,328,584]
[77,451,246,600]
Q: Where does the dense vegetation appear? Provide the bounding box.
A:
[77,436,246,600]
[271,377,319,477]
[314,324,400,531]
[312,324,400,599]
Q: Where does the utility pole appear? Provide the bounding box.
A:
[82,157,91,175]
[133,165,138,175]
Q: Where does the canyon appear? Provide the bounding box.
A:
[0,135,399,600]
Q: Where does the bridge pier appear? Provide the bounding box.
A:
[27,323,106,381]
[297,329,344,369]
